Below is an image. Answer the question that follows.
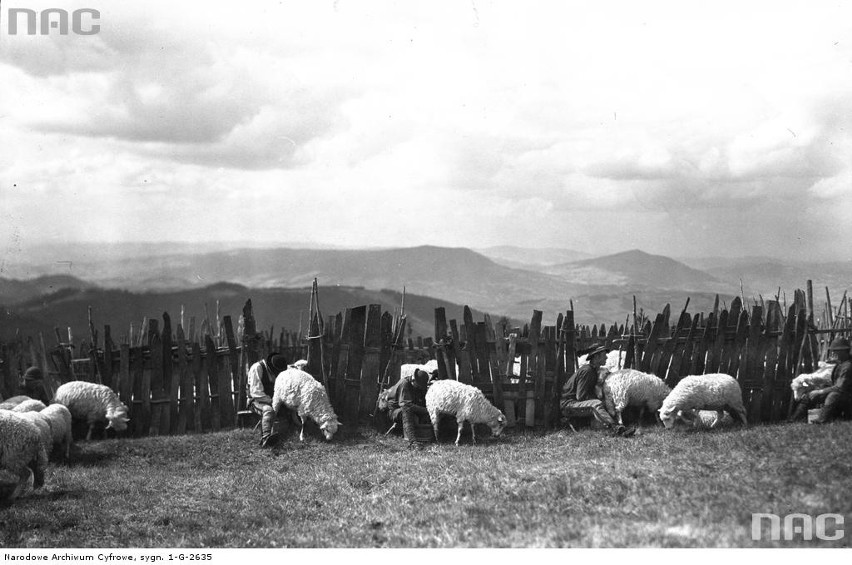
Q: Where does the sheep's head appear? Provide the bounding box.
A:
[376,389,390,412]
[658,407,677,429]
[320,417,340,441]
[489,413,507,438]
[106,406,130,432]
[596,366,611,386]
[792,381,810,401]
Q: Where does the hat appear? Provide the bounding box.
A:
[266,353,289,372]
[583,343,610,358]
[23,367,44,381]
[828,337,850,352]
[412,368,429,389]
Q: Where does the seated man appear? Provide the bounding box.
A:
[246,352,290,448]
[791,337,852,423]
[561,343,634,437]
[384,367,431,446]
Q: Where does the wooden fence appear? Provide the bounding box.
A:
[1,283,849,438]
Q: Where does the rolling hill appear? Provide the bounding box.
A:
[543,249,728,291]
[2,244,842,336]
[0,283,499,343]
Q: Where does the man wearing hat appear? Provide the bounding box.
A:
[247,352,289,447]
[560,343,633,436]
[20,366,50,405]
[385,367,430,447]
[790,336,852,424]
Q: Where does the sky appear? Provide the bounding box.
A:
[1,0,852,262]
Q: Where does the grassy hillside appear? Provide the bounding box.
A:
[3,422,851,547]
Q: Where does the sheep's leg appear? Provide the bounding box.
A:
[431,413,440,443]
[85,424,94,442]
[470,422,476,445]
[455,419,464,446]
[616,409,624,426]
[638,405,647,426]
[299,416,306,442]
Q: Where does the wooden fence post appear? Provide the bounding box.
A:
[342,306,367,435]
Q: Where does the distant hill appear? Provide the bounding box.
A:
[2,246,592,319]
[3,244,844,332]
[0,275,93,305]
[543,249,729,292]
[0,283,500,343]
[476,246,592,269]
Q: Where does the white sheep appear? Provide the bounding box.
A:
[425,379,506,445]
[292,359,308,370]
[791,362,835,401]
[0,396,32,411]
[41,404,74,461]
[0,411,48,503]
[659,373,748,429]
[53,381,130,441]
[11,399,47,413]
[13,412,53,458]
[272,367,340,441]
[596,368,671,426]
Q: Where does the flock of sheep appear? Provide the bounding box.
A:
[0,380,130,504]
[0,352,833,506]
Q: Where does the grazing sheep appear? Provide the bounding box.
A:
[272,367,340,441]
[0,411,48,503]
[0,396,32,411]
[426,379,506,445]
[13,412,53,458]
[791,362,835,401]
[11,399,47,413]
[659,373,748,429]
[597,368,671,426]
[53,381,130,441]
[41,404,74,461]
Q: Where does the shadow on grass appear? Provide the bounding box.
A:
[69,445,120,467]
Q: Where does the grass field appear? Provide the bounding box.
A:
[1,420,851,548]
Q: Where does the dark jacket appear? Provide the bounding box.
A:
[825,359,852,397]
[386,376,426,420]
[561,364,598,404]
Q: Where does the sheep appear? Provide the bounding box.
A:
[0,396,32,411]
[53,381,130,441]
[659,373,748,429]
[0,411,48,503]
[596,368,671,426]
[272,367,340,441]
[425,379,506,445]
[13,412,53,459]
[292,359,308,370]
[41,404,74,461]
[791,362,835,401]
[11,399,47,413]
